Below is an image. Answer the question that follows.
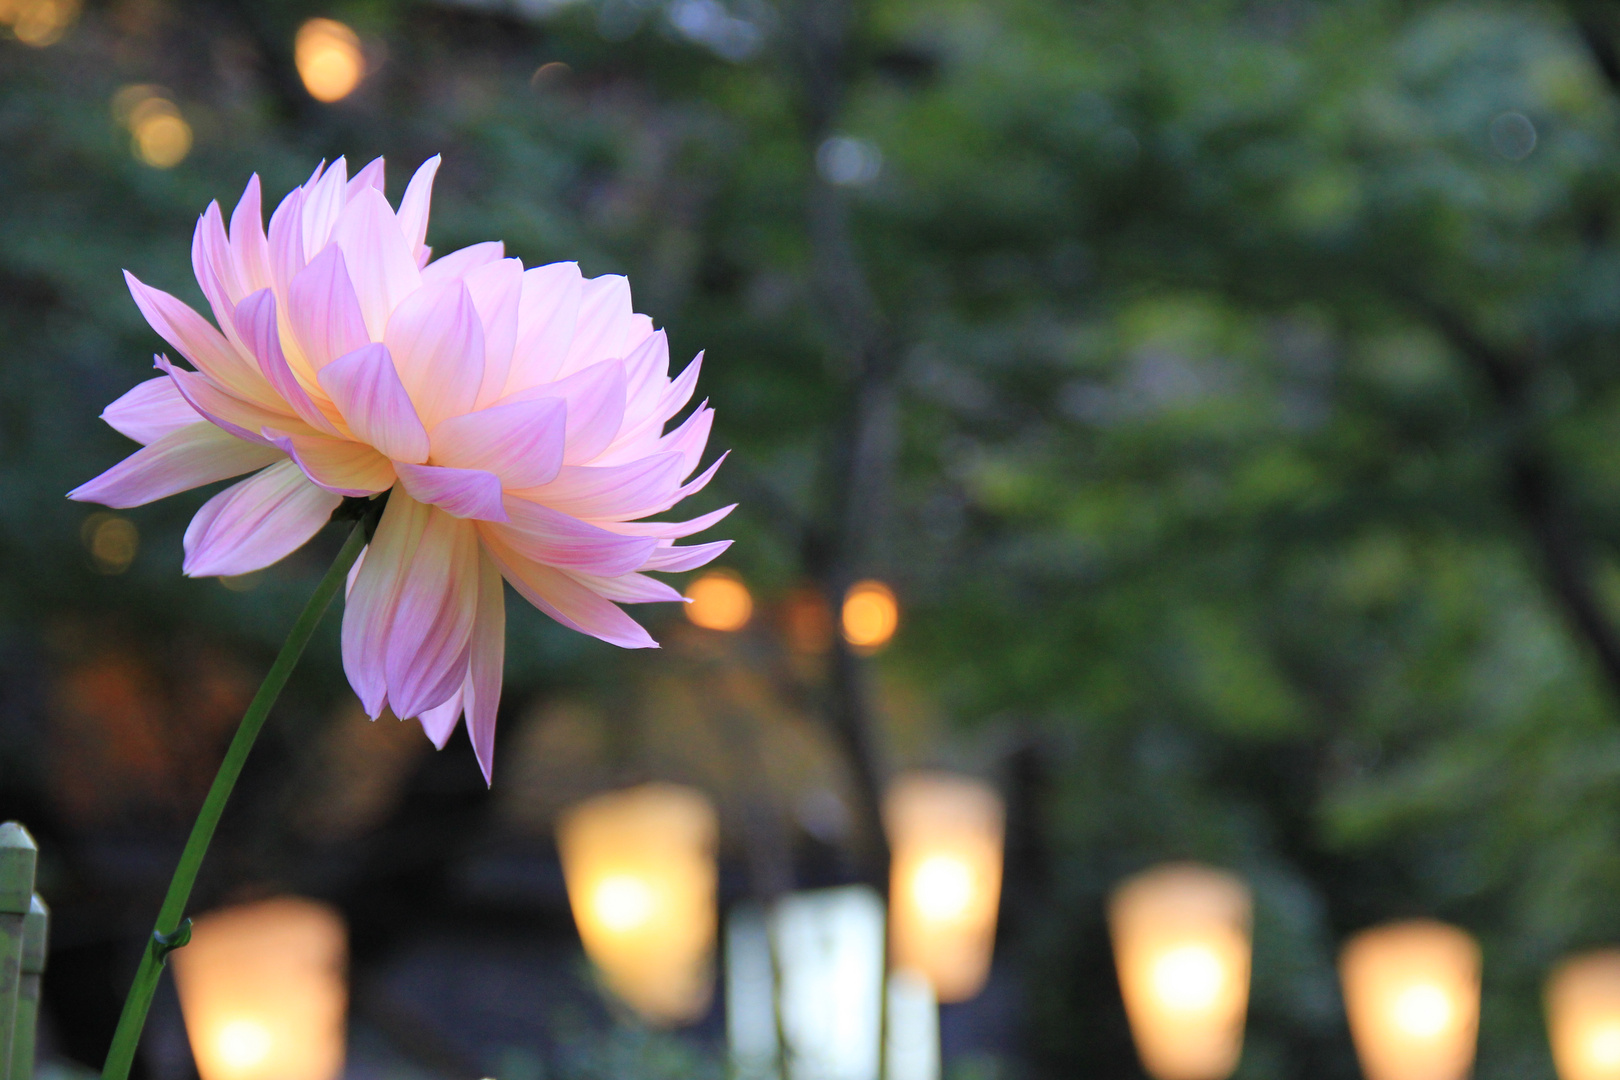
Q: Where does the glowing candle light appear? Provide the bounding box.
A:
[885,773,1004,1003]
[557,783,719,1024]
[1340,920,1480,1080]
[295,18,364,103]
[685,570,753,631]
[842,580,898,652]
[1109,863,1252,1080]
[171,897,346,1080]
[1547,950,1620,1080]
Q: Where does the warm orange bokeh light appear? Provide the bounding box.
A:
[885,772,1004,1003]
[2,0,80,46]
[111,86,192,169]
[1340,919,1480,1080]
[842,580,898,651]
[685,570,753,631]
[1109,863,1252,1080]
[171,897,346,1080]
[1547,950,1620,1080]
[295,18,364,103]
[557,783,719,1025]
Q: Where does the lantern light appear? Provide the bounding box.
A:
[1340,919,1480,1080]
[1547,950,1620,1080]
[685,570,753,631]
[1108,863,1252,1080]
[885,773,1004,1003]
[557,783,719,1025]
[842,580,898,652]
[726,885,940,1080]
[295,18,364,103]
[171,897,347,1080]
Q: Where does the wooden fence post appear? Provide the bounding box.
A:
[11,897,47,1080]
[0,824,40,1080]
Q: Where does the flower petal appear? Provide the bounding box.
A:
[509,261,582,391]
[502,358,627,465]
[343,490,429,717]
[318,343,430,463]
[233,289,340,434]
[347,157,386,198]
[514,453,685,520]
[69,422,284,508]
[638,538,733,572]
[268,185,307,299]
[659,401,715,478]
[465,547,505,784]
[332,186,423,339]
[420,242,506,289]
[600,350,704,465]
[264,428,396,496]
[418,688,463,749]
[560,274,634,376]
[102,376,199,445]
[124,271,279,408]
[300,156,349,257]
[429,398,566,489]
[569,570,686,604]
[397,155,441,266]
[600,502,736,538]
[395,462,508,521]
[289,245,373,370]
[182,460,341,577]
[621,329,671,426]
[486,497,655,574]
[193,202,258,363]
[385,279,484,429]
[155,355,301,448]
[228,175,273,295]
[464,257,523,408]
[483,532,657,649]
[384,506,480,720]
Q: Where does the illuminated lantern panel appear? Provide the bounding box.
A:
[295,18,364,103]
[1340,920,1480,1080]
[685,570,753,632]
[885,773,1005,1003]
[726,886,941,1080]
[1547,950,1620,1080]
[171,897,347,1080]
[1108,863,1252,1080]
[842,580,898,652]
[557,783,719,1025]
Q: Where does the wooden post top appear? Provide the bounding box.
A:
[21,897,47,975]
[0,823,37,915]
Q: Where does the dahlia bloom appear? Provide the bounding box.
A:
[71,156,730,781]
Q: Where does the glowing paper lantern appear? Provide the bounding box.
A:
[841,580,898,652]
[1340,920,1480,1080]
[1108,863,1252,1080]
[1547,950,1620,1080]
[557,783,718,1024]
[885,773,1004,1003]
[171,897,346,1080]
[726,886,940,1080]
[685,570,753,631]
[295,18,364,103]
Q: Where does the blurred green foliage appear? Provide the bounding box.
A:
[13,0,1620,1076]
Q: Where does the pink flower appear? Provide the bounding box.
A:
[70,156,731,782]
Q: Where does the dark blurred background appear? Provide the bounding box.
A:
[9,0,1620,1076]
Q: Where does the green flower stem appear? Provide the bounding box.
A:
[100,518,371,1080]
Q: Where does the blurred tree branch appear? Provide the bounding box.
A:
[773,0,901,880]
[1414,297,1620,707]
